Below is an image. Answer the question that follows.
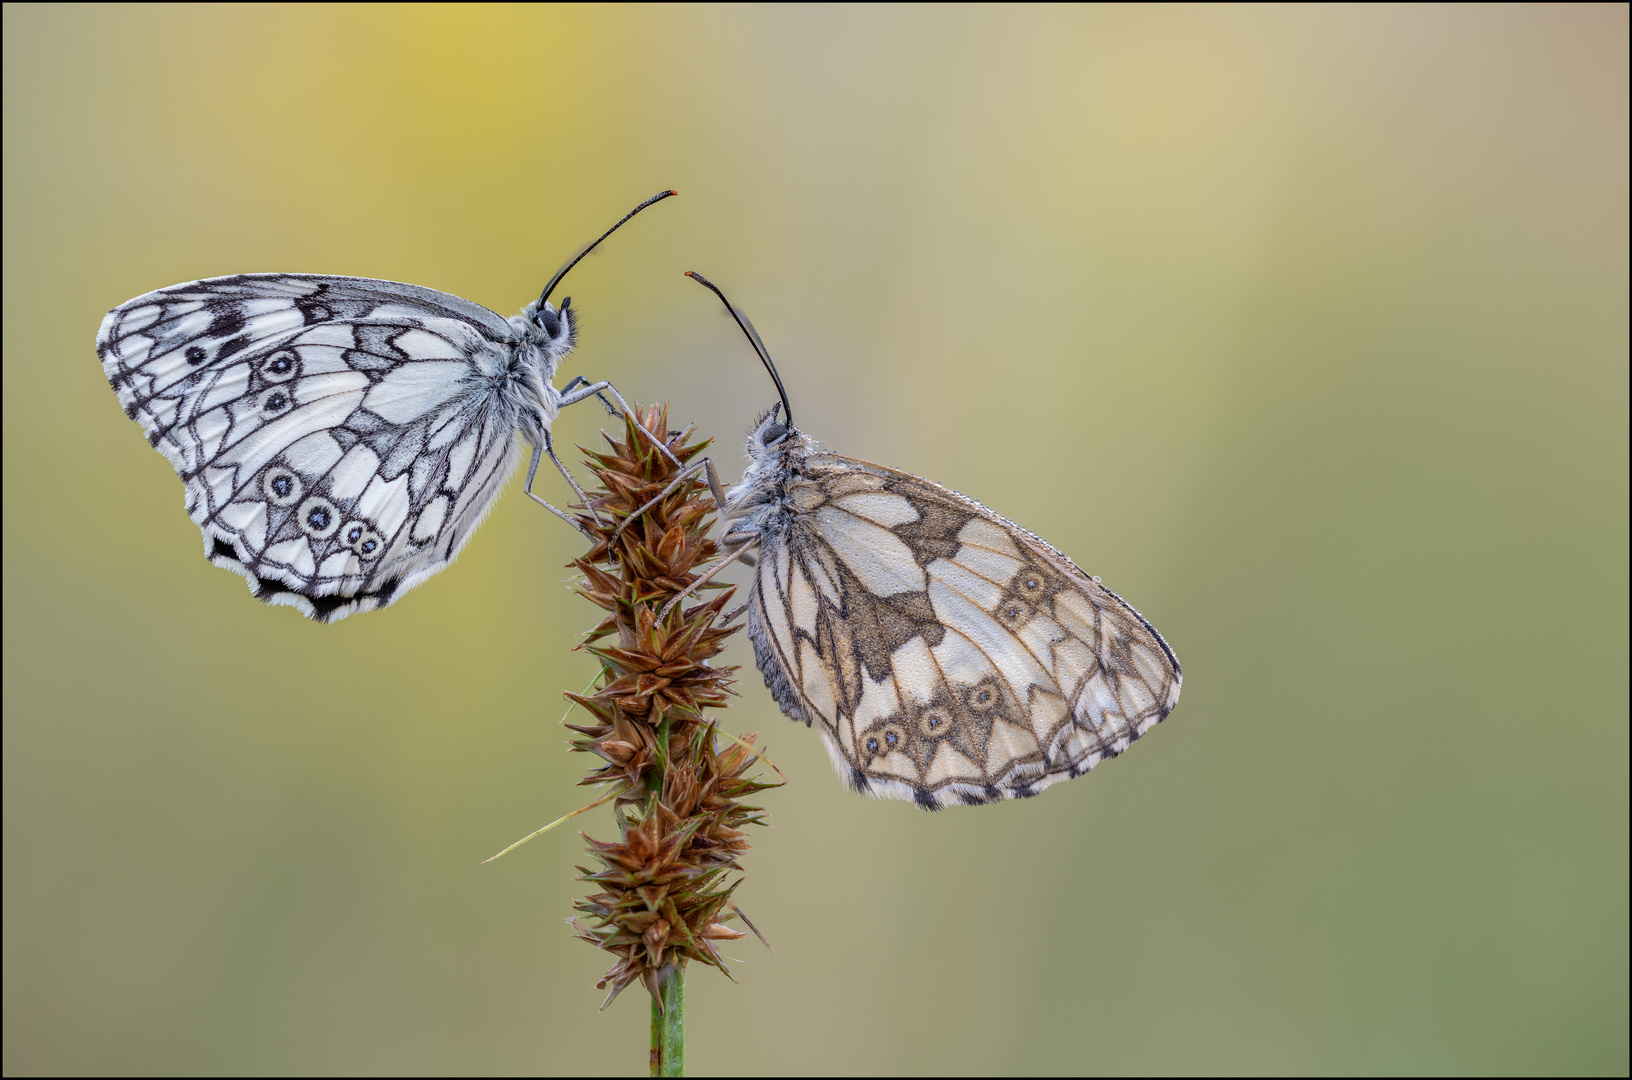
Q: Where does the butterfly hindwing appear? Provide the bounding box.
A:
[748,452,1182,808]
[98,274,524,622]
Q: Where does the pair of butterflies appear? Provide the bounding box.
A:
[98,192,1181,809]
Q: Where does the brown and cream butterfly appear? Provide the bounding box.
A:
[672,274,1183,809]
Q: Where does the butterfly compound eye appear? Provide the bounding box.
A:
[761,423,788,444]
[538,305,562,337]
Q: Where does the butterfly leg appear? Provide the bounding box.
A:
[558,381,685,469]
[540,428,608,526]
[524,442,594,536]
[657,534,762,622]
[558,375,618,416]
[606,461,707,550]
[604,457,730,552]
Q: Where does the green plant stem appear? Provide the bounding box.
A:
[649,963,685,1076]
[650,712,672,795]
[646,710,681,1075]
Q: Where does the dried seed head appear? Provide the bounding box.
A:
[565,402,779,1010]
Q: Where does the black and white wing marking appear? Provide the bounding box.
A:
[746,453,1182,808]
[98,274,525,622]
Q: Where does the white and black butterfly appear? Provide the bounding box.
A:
[98,191,680,623]
[673,273,1183,809]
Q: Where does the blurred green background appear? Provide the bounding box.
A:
[4,4,1626,1075]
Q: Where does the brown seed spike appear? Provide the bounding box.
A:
[564,401,779,1016]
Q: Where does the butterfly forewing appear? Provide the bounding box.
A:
[98,274,525,622]
[748,452,1181,808]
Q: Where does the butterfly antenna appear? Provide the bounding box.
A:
[684,271,793,428]
[537,189,678,307]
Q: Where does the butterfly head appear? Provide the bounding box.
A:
[511,296,579,380]
[722,404,807,525]
[747,402,804,458]
[743,401,809,478]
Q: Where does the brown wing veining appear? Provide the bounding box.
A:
[745,453,1181,808]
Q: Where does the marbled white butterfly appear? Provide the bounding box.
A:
[676,273,1183,809]
[97,191,680,623]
